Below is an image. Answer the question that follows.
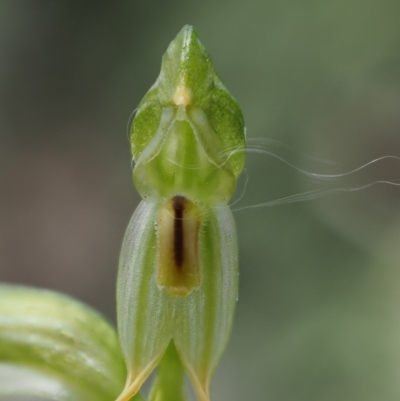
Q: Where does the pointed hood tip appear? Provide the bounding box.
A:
[178,24,199,40]
[181,24,196,32]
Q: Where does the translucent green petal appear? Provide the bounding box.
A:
[0,285,128,401]
[173,205,239,401]
[116,200,174,401]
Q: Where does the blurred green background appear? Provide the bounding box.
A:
[1,1,399,401]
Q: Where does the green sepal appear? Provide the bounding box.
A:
[173,205,238,401]
[0,284,139,401]
[117,202,238,401]
[116,200,174,401]
[130,25,245,188]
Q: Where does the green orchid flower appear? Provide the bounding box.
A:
[116,25,245,401]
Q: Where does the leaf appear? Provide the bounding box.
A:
[0,284,140,401]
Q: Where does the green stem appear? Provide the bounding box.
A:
[148,341,186,401]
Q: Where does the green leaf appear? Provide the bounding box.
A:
[0,284,140,401]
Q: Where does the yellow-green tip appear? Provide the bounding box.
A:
[157,25,214,108]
